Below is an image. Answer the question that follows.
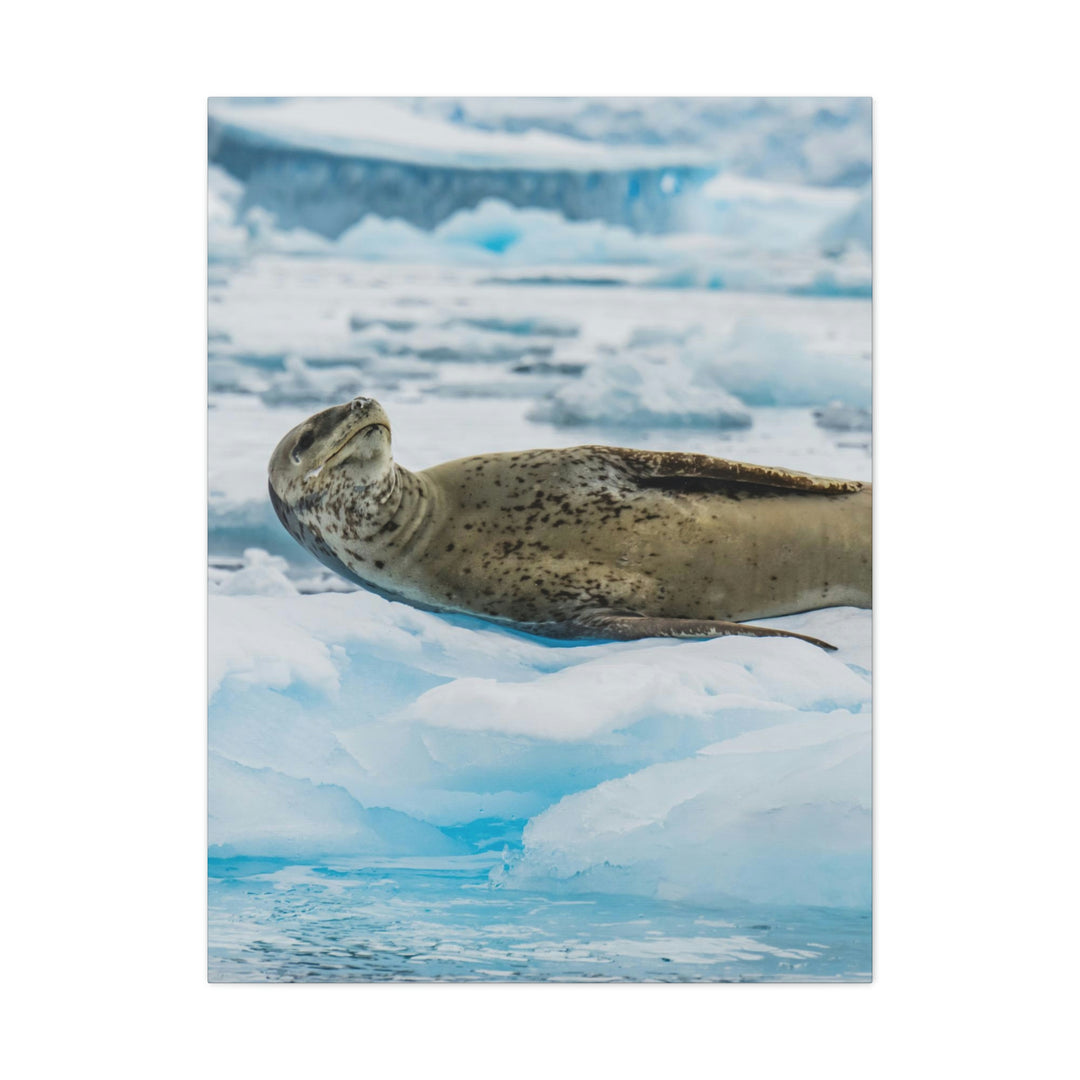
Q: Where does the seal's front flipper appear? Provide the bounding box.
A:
[557,612,838,651]
[596,445,866,498]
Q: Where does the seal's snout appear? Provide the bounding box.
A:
[350,396,374,412]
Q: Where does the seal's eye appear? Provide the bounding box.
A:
[291,430,315,463]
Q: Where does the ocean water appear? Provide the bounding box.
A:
[208,856,870,983]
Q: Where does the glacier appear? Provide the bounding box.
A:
[209,165,870,298]
[209,99,717,237]
[207,95,872,305]
[407,96,872,187]
[209,97,871,238]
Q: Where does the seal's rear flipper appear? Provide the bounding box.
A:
[554,612,838,651]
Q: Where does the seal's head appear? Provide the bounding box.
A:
[268,396,393,512]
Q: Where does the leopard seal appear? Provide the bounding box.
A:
[268,396,871,650]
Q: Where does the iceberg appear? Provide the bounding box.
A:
[332,199,671,266]
[207,261,871,566]
[429,200,660,264]
[208,165,330,262]
[209,97,712,173]
[691,320,871,408]
[209,97,870,241]
[258,354,371,407]
[820,189,872,254]
[207,165,249,261]
[207,357,271,396]
[208,99,716,238]
[411,96,871,187]
[528,352,753,429]
[529,318,870,427]
[814,401,873,432]
[208,97,871,295]
[694,174,866,252]
[209,161,872,299]
[209,189,871,298]
[209,585,871,905]
[209,754,464,859]
[497,710,870,909]
[210,547,298,597]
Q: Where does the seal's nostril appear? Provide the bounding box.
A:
[350,397,371,411]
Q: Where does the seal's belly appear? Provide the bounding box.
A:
[631,489,872,620]
[421,483,871,624]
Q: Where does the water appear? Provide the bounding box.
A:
[208,856,870,983]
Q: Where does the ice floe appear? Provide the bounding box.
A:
[528,350,753,429]
[209,586,871,904]
[814,401,873,432]
[498,709,870,908]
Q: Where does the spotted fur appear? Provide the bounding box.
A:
[268,398,872,651]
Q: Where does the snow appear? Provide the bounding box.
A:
[499,710,870,908]
[211,96,871,184]
[211,548,298,597]
[209,98,871,279]
[686,320,872,408]
[209,189,872,298]
[209,588,871,901]
[209,754,464,859]
[207,165,248,261]
[207,258,869,468]
[338,198,662,264]
[697,174,867,252]
[209,97,710,172]
[410,97,872,186]
[820,189,873,254]
[529,352,753,429]
[400,633,867,741]
[529,317,869,428]
[208,165,329,262]
[257,354,371,407]
[814,400,873,431]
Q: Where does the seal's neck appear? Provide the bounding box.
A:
[358,462,403,511]
[338,462,438,560]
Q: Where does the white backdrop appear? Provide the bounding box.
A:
[5,1,1074,1076]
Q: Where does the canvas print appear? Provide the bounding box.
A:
[208,97,872,982]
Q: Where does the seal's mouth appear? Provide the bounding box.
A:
[322,422,390,467]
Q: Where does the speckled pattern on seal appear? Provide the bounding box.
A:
[268,397,871,650]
